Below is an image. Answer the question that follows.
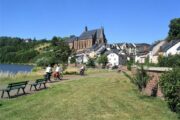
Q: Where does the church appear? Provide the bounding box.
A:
[67,26,107,52]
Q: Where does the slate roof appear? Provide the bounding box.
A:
[89,44,99,51]
[104,49,120,55]
[161,39,180,52]
[66,36,77,43]
[149,41,161,51]
[90,43,105,51]
[106,44,117,49]
[126,43,135,48]
[78,29,102,40]
[67,28,105,42]
[135,43,150,47]
[177,46,180,51]
[96,44,106,54]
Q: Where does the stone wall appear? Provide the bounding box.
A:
[131,66,172,98]
[73,39,93,50]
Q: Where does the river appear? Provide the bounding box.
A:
[0,64,34,73]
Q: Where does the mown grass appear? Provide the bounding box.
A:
[0,70,179,120]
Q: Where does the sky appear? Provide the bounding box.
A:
[0,0,180,44]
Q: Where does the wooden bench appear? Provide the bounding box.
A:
[0,81,29,98]
[30,79,47,91]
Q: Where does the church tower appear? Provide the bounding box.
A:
[98,27,107,44]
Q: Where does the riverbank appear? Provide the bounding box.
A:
[0,62,36,65]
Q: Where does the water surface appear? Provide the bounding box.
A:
[0,64,33,73]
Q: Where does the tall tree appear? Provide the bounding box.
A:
[97,55,108,68]
[53,39,71,64]
[167,18,180,41]
[51,36,60,46]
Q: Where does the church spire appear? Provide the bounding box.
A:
[85,26,88,32]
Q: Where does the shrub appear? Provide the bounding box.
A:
[132,66,149,91]
[127,62,132,70]
[86,58,95,68]
[70,56,76,64]
[62,63,68,72]
[159,68,180,114]
[158,55,180,67]
[123,66,149,92]
[127,57,134,70]
[35,57,52,67]
[32,66,42,72]
[112,65,118,69]
[63,71,78,75]
[97,55,108,68]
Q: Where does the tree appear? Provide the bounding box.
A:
[70,56,76,64]
[51,36,60,46]
[86,58,95,68]
[97,55,108,68]
[167,18,180,41]
[53,39,71,64]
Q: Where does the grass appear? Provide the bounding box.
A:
[0,70,179,120]
[0,71,43,85]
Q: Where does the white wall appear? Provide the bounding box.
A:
[107,53,119,66]
[149,41,166,63]
[150,55,158,64]
[83,55,88,63]
[164,42,180,56]
[135,55,146,63]
[151,41,166,56]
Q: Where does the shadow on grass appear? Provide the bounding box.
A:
[10,93,31,99]
[0,92,31,99]
[138,95,157,100]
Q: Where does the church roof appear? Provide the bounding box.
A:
[66,27,106,43]
[66,36,77,43]
[78,29,102,40]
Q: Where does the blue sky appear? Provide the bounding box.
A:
[0,0,180,44]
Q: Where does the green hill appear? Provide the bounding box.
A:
[0,71,178,120]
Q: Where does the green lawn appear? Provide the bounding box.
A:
[0,71,178,120]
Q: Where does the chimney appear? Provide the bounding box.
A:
[85,26,88,32]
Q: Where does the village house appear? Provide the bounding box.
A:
[148,40,167,63]
[161,39,180,56]
[135,53,148,63]
[135,43,150,54]
[106,43,136,56]
[105,50,126,67]
[67,27,152,66]
[135,43,150,63]
[88,44,106,58]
